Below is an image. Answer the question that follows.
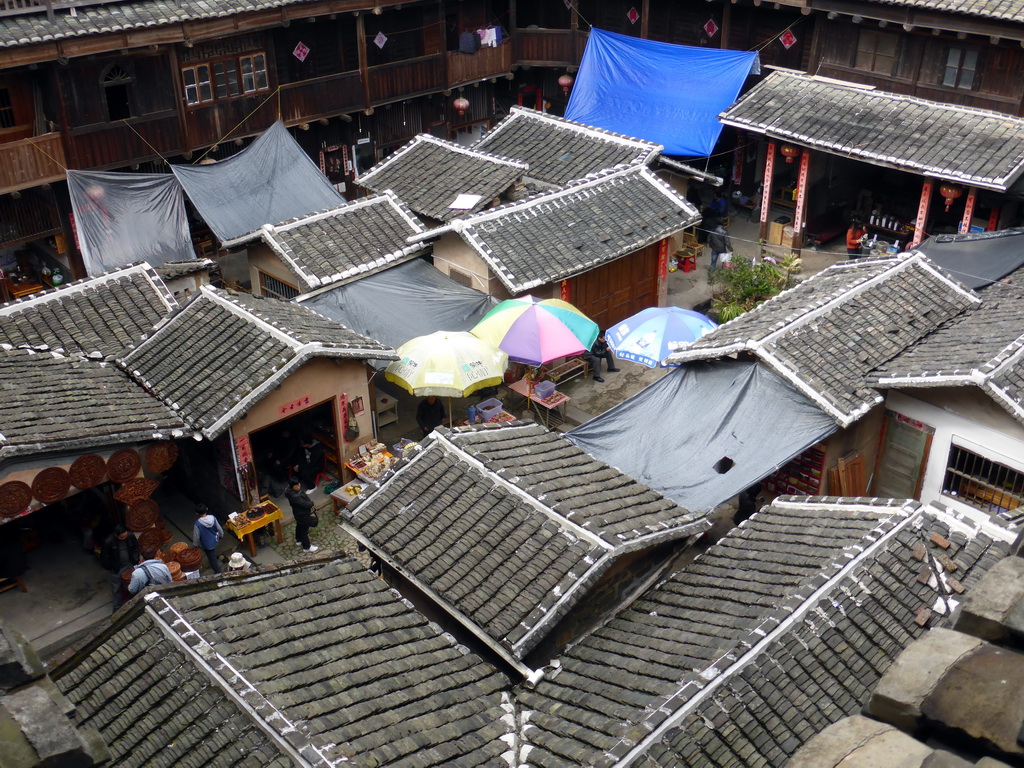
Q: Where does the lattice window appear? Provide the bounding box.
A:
[854,30,898,75]
[240,54,269,93]
[258,270,299,300]
[182,64,213,105]
[943,47,980,90]
[0,88,14,130]
[447,268,474,288]
[942,444,1024,521]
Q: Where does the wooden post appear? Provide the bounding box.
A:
[641,0,650,38]
[988,207,1001,231]
[356,13,371,111]
[959,186,977,234]
[721,0,732,49]
[758,140,776,242]
[911,178,933,248]
[791,147,811,254]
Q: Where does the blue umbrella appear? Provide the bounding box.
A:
[607,307,718,367]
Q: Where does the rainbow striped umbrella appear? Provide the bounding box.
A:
[470,296,599,366]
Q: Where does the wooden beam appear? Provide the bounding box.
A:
[356,12,370,111]
[640,0,650,39]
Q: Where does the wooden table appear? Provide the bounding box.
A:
[345,450,396,482]
[330,482,365,513]
[226,504,284,557]
[507,377,570,427]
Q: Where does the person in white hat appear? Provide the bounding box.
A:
[228,552,250,571]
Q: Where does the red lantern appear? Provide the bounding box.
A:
[453,96,470,116]
[558,73,574,96]
[779,144,801,163]
[938,182,963,212]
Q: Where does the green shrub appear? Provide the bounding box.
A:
[710,253,801,322]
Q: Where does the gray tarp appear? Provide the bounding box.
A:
[171,121,344,242]
[917,228,1024,290]
[297,258,498,365]
[67,169,194,275]
[567,360,836,513]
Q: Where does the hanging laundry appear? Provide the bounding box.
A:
[459,29,480,53]
[480,26,498,47]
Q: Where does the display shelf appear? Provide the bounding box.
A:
[763,443,827,497]
[374,394,398,428]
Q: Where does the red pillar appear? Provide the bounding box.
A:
[792,148,811,253]
[759,140,776,242]
[911,179,933,248]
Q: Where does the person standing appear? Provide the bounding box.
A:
[100,524,139,610]
[416,395,447,437]
[706,217,732,269]
[293,437,325,490]
[710,191,729,218]
[192,503,224,573]
[127,546,172,597]
[285,480,319,553]
[847,219,867,258]
[590,334,619,383]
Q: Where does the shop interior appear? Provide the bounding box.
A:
[247,399,341,492]
[0,236,74,302]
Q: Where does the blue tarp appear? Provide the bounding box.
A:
[565,28,759,157]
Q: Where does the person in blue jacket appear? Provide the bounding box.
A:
[192,503,224,573]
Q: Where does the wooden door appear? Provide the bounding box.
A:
[568,243,660,332]
[873,410,934,499]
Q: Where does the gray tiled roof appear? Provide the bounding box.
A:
[165,559,512,766]
[0,0,317,48]
[625,501,1014,768]
[0,347,187,461]
[473,106,661,187]
[866,0,1024,24]
[55,612,294,768]
[721,71,1024,190]
[119,286,394,438]
[515,497,1013,768]
[0,263,177,360]
[427,164,699,293]
[55,557,512,768]
[342,422,708,666]
[666,254,980,426]
[242,193,429,290]
[872,282,1024,427]
[358,134,529,222]
[155,258,215,280]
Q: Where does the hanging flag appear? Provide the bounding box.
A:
[374,31,388,49]
[704,19,719,37]
[780,29,797,49]
[292,41,310,62]
[627,7,639,24]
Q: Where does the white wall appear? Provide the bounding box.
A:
[885,390,1024,516]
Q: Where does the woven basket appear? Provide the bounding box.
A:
[145,441,179,474]
[70,454,107,489]
[32,467,72,504]
[167,561,182,580]
[114,478,160,505]
[126,499,159,532]
[121,567,135,583]
[158,528,173,545]
[138,529,164,552]
[176,546,202,570]
[158,550,175,564]
[0,482,32,519]
[168,541,189,556]
[107,449,141,483]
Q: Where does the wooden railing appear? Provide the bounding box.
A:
[446,43,512,88]
[0,132,66,193]
[368,55,444,104]
[280,71,364,123]
[514,28,585,66]
[69,112,180,170]
[0,187,60,248]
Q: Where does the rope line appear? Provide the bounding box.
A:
[193,85,281,164]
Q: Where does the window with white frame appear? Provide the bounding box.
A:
[942,444,1024,521]
[182,53,268,106]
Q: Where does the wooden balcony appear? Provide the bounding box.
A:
[69,112,180,170]
[0,132,66,194]
[446,43,513,88]
[280,71,364,123]
[368,54,444,104]
[514,28,585,67]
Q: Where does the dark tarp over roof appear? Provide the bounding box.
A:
[916,228,1024,290]
[567,360,836,512]
[171,121,344,242]
[297,259,498,363]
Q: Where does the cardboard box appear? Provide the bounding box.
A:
[781,225,802,249]
[768,221,785,246]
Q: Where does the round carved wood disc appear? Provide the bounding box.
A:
[145,441,179,474]
[107,449,141,484]
[0,482,32,518]
[69,454,106,489]
[31,466,72,504]
[113,478,159,505]
[126,499,159,532]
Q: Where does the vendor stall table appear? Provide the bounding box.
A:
[330,482,365,513]
[507,377,570,427]
[345,446,397,483]
[227,502,284,557]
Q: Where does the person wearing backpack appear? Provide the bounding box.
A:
[127,546,172,597]
[192,503,225,573]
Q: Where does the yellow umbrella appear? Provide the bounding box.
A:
[384,331,508,397]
